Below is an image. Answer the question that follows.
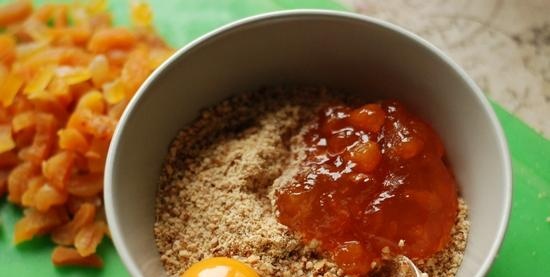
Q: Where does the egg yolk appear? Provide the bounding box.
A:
[181,257,259,277]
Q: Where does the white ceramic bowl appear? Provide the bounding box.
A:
[105,10,511,277]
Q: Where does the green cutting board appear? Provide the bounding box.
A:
[0,1,549,276]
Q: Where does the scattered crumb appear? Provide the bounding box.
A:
[546,217,550,223]
[153,87,470,277]
[398,240,406,248]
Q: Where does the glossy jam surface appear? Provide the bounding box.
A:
[276,101,458,275]
[181,257,259,277]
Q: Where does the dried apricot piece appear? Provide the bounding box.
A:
[48,77,72,105]
[11,111,35,132]
[19,113,57,164]
[66,195,100,216]
[85,138,109,173]
[74,221,105,257]
[22,17,52,42]
[0,0,32,26]
[120,47,150,96]
[88,54,110,87]
[58,48,93,67]
[0,34,16,65]
[42,150,76,189]
[51,246,103,267]
[0,72,24,107]
[7,161,38,204]
[88,27,137,53]
[34,183,68,212]
[23,65,56,96]
[0,124,16,153]
[67,173,103,197]
[76,90,105,114]
[107,99,128,119]
[102,79,126,104]
[52,202,96,245]
[21,176,45,208]
[58,128,89,153]
[14,208,68,244]
[56,66,92,85]
[67,109,116,140]
[51,26,92,46]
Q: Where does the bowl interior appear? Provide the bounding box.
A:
[105,11,510,277]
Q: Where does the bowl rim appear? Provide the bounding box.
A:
[104,9,512,277]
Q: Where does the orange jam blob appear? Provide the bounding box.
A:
[276,101,458,275]
[181,257,259,277]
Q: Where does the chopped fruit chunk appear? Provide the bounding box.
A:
[8,162,38,204]
[67,173,103,197]
[23,65,56,96]
[0,34,16,65]
[102,79,126,104]
[0,0,32,26]
[88,27,137,53]
[21,176,45,208]
[0,73,24,107]
[11,111,35,132]
[51,246,103,267]
[58,128,89,153]
[76,90,105,114]
[42,151,75,189]
[52,203,96,245]
[34,183,68,211]
[0,124,16,153]
[74,221,105,257]
[348,103,385,133]
[120,47,151,95]
[346,141,381,173]
[88,55,110,87]
[19,113,57,164]
[56,66,92,85]
[14,208,68,244]
[67,109,116,140]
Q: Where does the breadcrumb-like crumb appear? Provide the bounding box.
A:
[154,87,470,277]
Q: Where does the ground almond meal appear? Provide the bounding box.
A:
[154,87,469,277]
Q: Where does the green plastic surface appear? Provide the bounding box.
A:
[0,0,549,276]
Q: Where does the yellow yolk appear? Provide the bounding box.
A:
[181,257,259,277]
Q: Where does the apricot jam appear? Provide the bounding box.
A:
[276,101,458,276]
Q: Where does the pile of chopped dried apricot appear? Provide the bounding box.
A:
[0,0,172,267]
